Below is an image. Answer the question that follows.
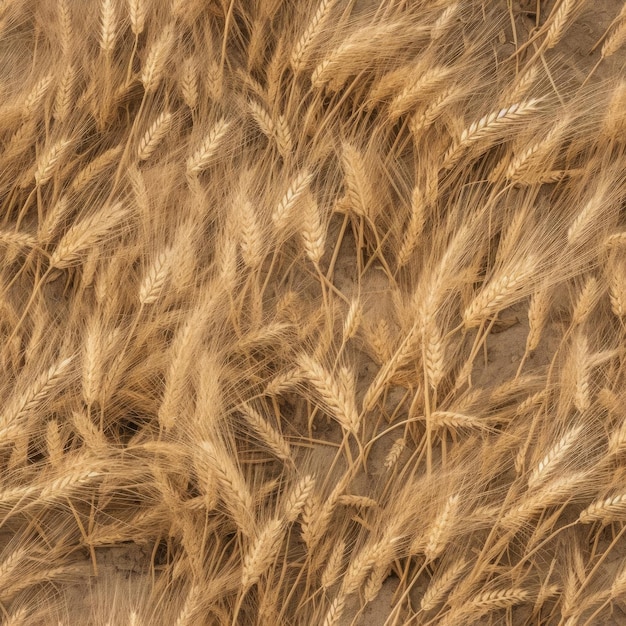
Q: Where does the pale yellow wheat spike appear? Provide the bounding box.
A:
[463,256,538,327]
[340,142,370,218]
[421,558,468,612]
[291,0,337,71]
[199,440,255,537]
[389,66,454,121]
[141,24,175,92]
[241,517,284,592]
[35,138,72,186]
[397,186,426,267]
[238,199,263,269]
[58,0,73,57]
[137,111,172,161]
[272,170,312,232]
[283,474,315,523]
[54,64,75,123]
[49,202,128,269]
[321,539,346,589]
[545,0,578,50]
[248,99,292,157]
[180,57,198,109]
[579,494,626,523]
[444,99,541,169]
[238,402,291,462]
[300,192,325,266]
[1,356,74,441]
[139,246,173,305]
[186,118,231,175]
[421,495,459,561]
[23,74,54,117]
[572,276,599,327]
[528,425,583,489]
[298,353,360,434]
[70,144,124,195]
[526,286,551,353]
[99,0,117,54]
[82,318,101,406]
[128,0,145,35]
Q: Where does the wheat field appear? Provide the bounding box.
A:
[1,0,626,624]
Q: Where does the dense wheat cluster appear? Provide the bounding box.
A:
[1,0,626,624]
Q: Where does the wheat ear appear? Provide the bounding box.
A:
[128,0,145,35]
[421,558,468,612]
[272,170,312,232]
[35,138,72,186]
[443,99,541,169]
[186,118,231,176]
[283,474,315,523]
[291,0,337,71]
[298,353,360,434]
[463,256,538,327]
[54,64,75,122]
[137,111,172,161]
[241,517,284,592]
[141,24,175,92]
[545,0,578,50]
[238,402,291,462]
[49,202,128,269]
[579,494,626,524]
[528,425,583,489]
[99,0,117,54]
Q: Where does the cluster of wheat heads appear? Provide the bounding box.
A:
[1,0,626,624]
